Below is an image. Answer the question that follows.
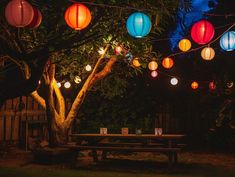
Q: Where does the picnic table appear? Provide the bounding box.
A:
[64,133,186,167]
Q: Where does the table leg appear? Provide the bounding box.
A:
[173,152,178,164]
[92,150,98,162]
[102,151,107,160]
[168,152,173,168]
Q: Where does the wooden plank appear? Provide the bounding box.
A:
[70,134,186,139]
[0,116,3,141]
[62,145,181,152]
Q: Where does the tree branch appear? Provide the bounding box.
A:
[65,44,110,127]
[53,79,65,118]
[30,91,46,109]
[89,56,117,87]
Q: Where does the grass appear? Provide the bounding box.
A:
[1,160,235,177]
[1,151,235,177]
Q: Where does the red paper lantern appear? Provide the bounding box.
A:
[27,7,42,28]
[162,57,174,69]
[5,0,34,27]
[191,81,199,90]
[209,82,216,90]
[191,20,214,45]
[65,3,91,30]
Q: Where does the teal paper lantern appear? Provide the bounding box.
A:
[220,31,235,51]
[126,12,152,38]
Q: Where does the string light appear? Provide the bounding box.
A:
[57,82,61,88]
[227,82,234,88]
[85,64,92,71]
[74,76,81,84]
[98,47,105,55]
[115,46,123,55]
[170,78,178,86]
[64,81,71,89]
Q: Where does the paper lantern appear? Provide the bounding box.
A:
[191,81,199,89]
[27,7,42,28]
[178,39,191,52]
[170,78,178,85]
[201,47,215,60]
[65,3,91,30]
[5,0,34,27]
[209,82,216,90]
[220,31,235,51]
[64,81,71,88]
[162,57,174,69]
[132,58,141,67]
[191,20,214,44]
[126,12,151,38]
[148,61,158,71]
[151,71,158,78]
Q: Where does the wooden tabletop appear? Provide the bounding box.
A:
[70,134,186,139]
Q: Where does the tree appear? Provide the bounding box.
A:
[0,0,178,146]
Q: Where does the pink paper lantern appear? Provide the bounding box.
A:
[5,0,34,27]
[27,7,42,28]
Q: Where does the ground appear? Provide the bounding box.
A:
[0,147,235,177]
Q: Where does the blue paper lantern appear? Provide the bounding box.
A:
[220,31,235,51]
[126,12,152,38]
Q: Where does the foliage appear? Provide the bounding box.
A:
[0,0,179,100]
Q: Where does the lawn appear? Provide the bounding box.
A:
[0,151,235,177]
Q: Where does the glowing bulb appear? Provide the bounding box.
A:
[151,70,158,78]
[74,76,81,84]
[57,82,61,88]
[64,81,71,89]
[98,47,105,55]
[115,46,123,55]
[38,80,41,84]
[170,78,178,85]
[227,82,234,88]
[85,64,92,71]
[132,58,141,67]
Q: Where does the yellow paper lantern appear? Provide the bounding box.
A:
[201,47,215,60]
[178,39,191,52]
[148,61,158,71]
[132,58,141,67]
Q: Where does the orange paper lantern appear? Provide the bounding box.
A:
[201,47,215,61]
[148,61,158,71]
[65,3,91,30]
[162,57,174,69]
[5,0,34,27]
[191,81,199,89]
[132,58,141,67]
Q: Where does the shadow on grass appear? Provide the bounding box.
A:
[75,158,235,177]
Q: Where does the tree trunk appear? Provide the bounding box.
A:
[47,114,69,147]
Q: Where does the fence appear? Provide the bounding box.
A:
[1,96,216,148]
[0,96,46,147]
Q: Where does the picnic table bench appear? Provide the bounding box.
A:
[62,133,186,168]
